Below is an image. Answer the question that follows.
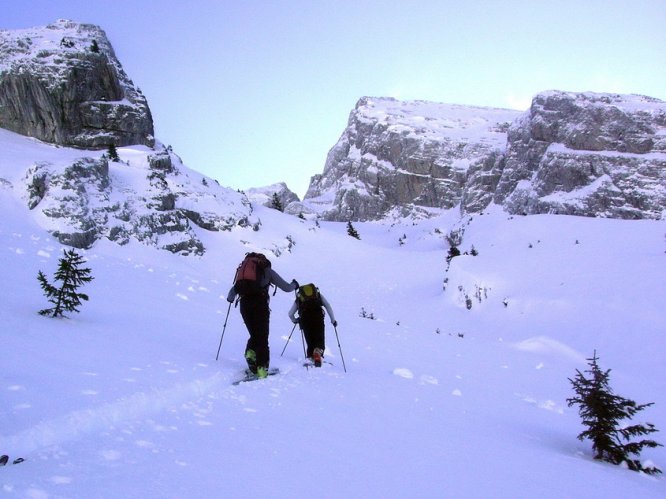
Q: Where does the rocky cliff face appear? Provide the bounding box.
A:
[303,97,520,221]
[0,20,154,149]
[497,91,666,219]
[304,93,666,221]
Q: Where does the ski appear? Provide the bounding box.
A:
[0,455,24,466]
[232,367,279,385]
[303,359,333,368]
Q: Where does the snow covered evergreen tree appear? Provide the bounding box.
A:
[37,249,94,317]
[567,351,662,474]
[107,144,119,162]
[271,192,284,212]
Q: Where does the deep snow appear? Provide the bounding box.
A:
[1,132,665,498]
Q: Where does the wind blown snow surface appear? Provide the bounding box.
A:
[1,135,665,498]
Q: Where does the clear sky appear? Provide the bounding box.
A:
[2,0,665,197]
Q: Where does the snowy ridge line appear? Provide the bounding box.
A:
[0,371,228,455]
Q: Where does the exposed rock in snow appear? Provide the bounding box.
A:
[0,20,154,149]
[7,132,255,255]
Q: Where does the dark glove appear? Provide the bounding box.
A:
[292,317,299,325]
[332,320,338,327]
[291,279,299,289]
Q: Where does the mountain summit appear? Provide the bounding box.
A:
[0,19,154,149]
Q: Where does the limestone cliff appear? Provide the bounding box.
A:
[0,20,154,149]
[497,91,666,219]
[303,93,666,221]
[303,97,520,221]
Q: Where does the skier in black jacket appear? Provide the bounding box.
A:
[227,260,297,378]
[288,283,337,367]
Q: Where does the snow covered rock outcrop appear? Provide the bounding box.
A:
[304,97,520,221]
[497,91,666,219]
[246,182,300,211]
[305,93,666,221]
[15,139,254,255]
[0,20,154,149]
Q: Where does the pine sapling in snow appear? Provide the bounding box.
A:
[107,143,120,162]
[347,221,361,240]
[567,351,662,474]
[271,192,284,212]
[37,249,94,318]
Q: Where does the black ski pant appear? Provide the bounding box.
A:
[240,293,271,369]
[300,308,325,358]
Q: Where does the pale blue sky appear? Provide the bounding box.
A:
[2,0,665,196]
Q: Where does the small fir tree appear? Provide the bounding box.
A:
[347,221,360,240]
[567,351,662,474]
[271,192,284,212]
[107,144,120,162]
[38,249,94,318]
[446,245,460,263]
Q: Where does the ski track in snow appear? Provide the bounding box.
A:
[5,362,451,459]
[2,370,229,455]
[3,362,348,459]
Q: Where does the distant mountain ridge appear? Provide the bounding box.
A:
[1,20,665,259]
[300,93,666,221]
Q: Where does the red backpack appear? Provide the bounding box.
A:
[233,253,271,296]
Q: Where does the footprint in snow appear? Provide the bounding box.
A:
[393,368,414,379]
[517,393,564,413]
[394,370,439,385]
[419,375,439,385]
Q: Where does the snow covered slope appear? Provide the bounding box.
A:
[1,132,665,497]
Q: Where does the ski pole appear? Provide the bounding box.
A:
[280,322,298,357]
[299,324,307,359]
[333,325,347,372]
[215,301,232,361]
[299,323,309,370]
